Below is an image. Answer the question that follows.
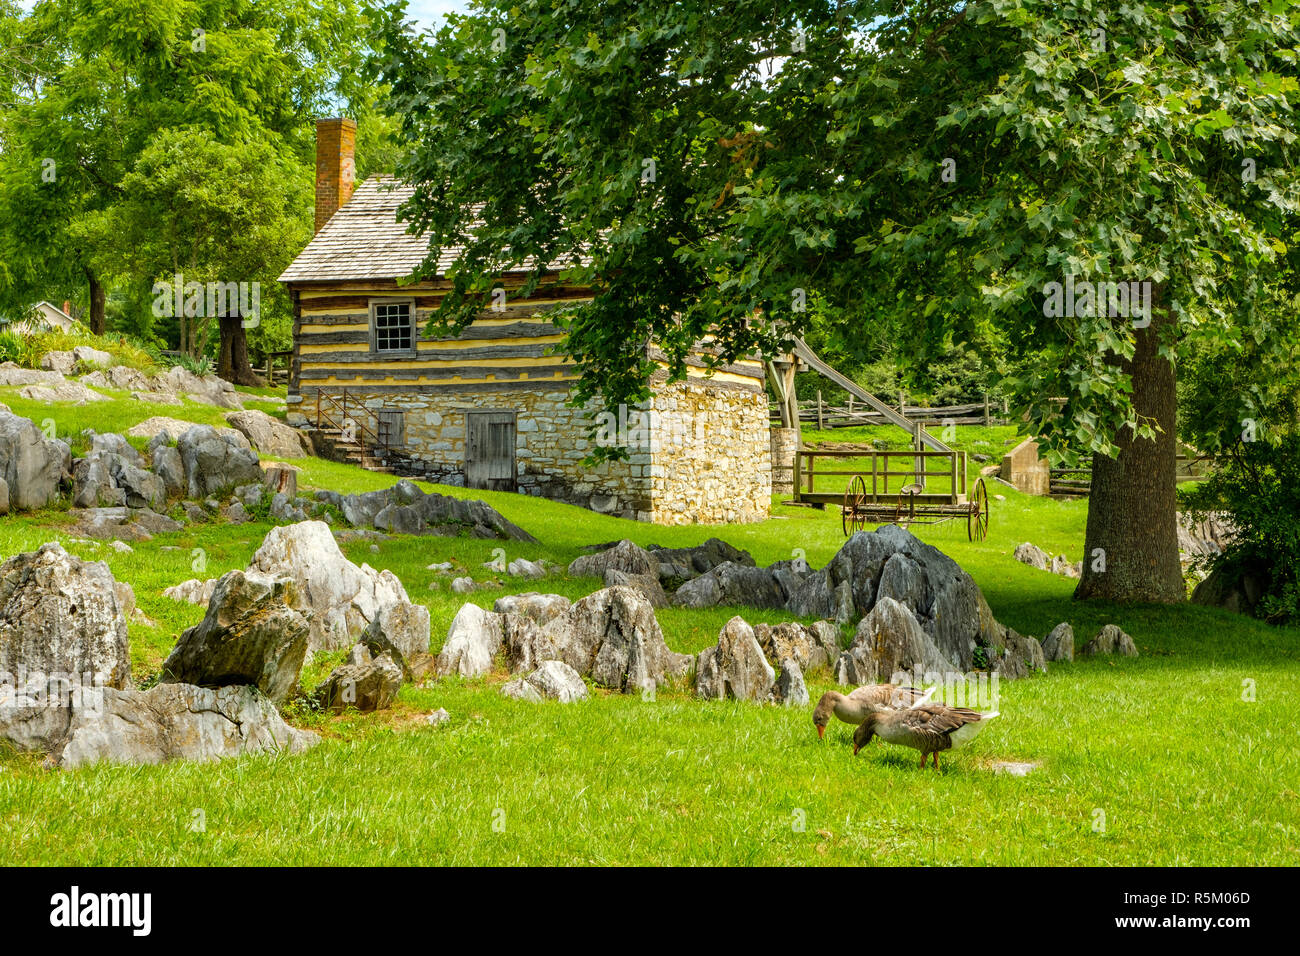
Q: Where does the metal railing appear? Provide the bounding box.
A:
[314,388,394,460]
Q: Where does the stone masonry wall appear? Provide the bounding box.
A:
[647,381,772,525]
[297,387,647,519]
[295,379,771,525]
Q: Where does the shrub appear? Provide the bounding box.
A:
[1184,435,1300,624]
[2,327,161,374]
[170,353,214,377]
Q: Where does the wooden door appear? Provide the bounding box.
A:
[375,408,405,450]
[466,410,517,491]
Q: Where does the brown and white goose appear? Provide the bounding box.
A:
[812,684,931,739]
[852,703,998,769]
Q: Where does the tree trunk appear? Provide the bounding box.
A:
[1074,297,1184,604]
[86,269,106,335]
[217,314,265,387]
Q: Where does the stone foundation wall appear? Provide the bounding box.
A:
[295,387,647,519]
[647,381,772,525]
[293,380,771,525]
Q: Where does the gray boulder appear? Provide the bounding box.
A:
[499,587,691,691]
[319,479,534,541]
[39,350,77,375]
[604,568,669,608]
[502,659,588,703]
[160,571,310,704]
[507,558,546,580]
[151,444,186,499]
[269,492,308,523]
[178,424,262,499]
[500,676,543,702]
[225,409,308,458]
[313,645,403,712]
[163,577,219,606]
[839,596,957,685]
[568,539,659,579]
[772,658,809,707]
[1041,622,1074,662]
[696,617,776,702]
[1081,624,1138,657]
[674,561,800,610]
[753,621,836,672]
[0,543,133,753]
[648,537,755,585]
[0,362,65,386]
[565,586,691,691]
[1191,560,1267,617]
[71,454,124,508]
[436,603,503,678]
[1050,554,1082,578]
[69,506,182,542]
[1013,542,1050,570]
[787,526,1006,672]
[361,600,433,679]
[0,411,71,511]
[53,683,318,768]
[997,629,1048,679]
[248,520,427,653]
[108,456,166,510]
[72,345,113,367]
[493,592,571,625]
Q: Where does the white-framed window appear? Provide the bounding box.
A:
[369,299,416,356]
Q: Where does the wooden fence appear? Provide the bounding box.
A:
[772,392,1009,429]
[1049,454,1216,496]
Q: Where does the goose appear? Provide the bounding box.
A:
[812,684,932,739]
[853,703,999,769]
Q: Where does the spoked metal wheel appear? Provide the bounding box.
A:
[842,474,869,536]
[967,477,990,541]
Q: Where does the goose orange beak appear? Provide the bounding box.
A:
[816,725,825,739]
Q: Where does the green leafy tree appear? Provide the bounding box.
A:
[0,0,387,359]
[74,128,309,383]
[376,0,1300,605]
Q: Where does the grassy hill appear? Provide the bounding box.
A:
[0,380,1295,865]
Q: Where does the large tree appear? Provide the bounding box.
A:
[73,128,310,383]
[0,0,383,352]
[376,0,1300,604]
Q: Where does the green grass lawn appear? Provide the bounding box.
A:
[0,414,1295,865]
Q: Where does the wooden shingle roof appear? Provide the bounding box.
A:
[279,177,446,284]
[279,175,590,285]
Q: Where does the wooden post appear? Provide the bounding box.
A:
[816,390,824,430]
[1002,397,1009,417]
[793,446,803,499]
[913,422,926,489]
[847,395,854,420]
[899,389,906,417]
[983,393,991,426]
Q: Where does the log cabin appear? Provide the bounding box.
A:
[279,118,773,525]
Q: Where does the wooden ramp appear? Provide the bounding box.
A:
[790,337,953,453]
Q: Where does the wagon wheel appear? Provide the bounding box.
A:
[895,483,921,529]
[842,475,869,537]
[967,477,990,541]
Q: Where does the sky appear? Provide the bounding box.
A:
[404,0,469,31]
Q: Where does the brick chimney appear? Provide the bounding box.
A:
[315,118,357,234]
